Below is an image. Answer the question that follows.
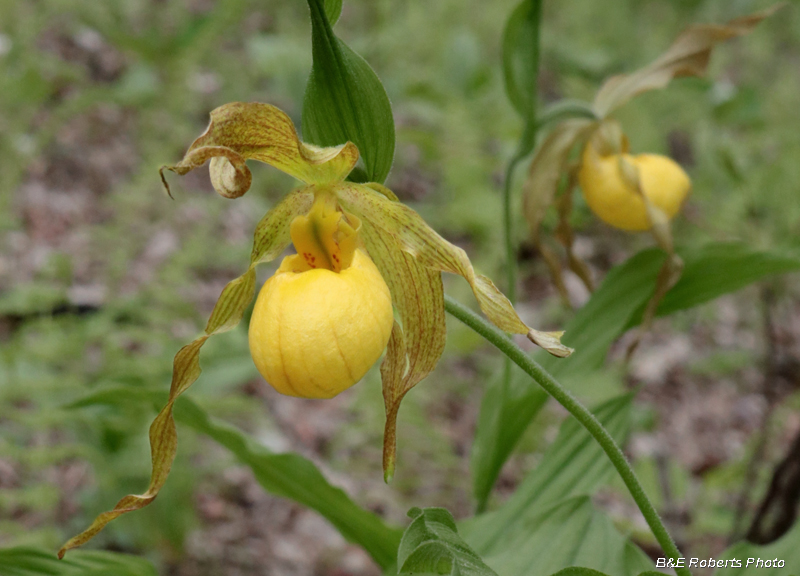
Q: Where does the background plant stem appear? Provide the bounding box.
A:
[445,294,692,576]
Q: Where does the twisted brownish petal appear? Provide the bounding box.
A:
[337,183,572,358]
[160,102,359,199]
[593,4,782,117]
[59,189,313,557]
[358,216,446,481]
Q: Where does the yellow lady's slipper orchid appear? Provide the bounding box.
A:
[249,194,393,398]
[59,101,571,557]
[578,138,691,232]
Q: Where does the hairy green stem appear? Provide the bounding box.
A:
[445,295,691,576]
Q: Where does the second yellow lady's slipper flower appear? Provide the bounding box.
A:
[58,101,572,558]
[578,132,691,232]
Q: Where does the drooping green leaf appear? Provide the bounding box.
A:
[502,0,541,123]
[68,388,403,570]
[465,394,633,554]
[714,519,800,575]
[0,547,157,576]
[472,242,800,505]
[649,242,800,320]
[302,0,395,184]
[397,508,498,576]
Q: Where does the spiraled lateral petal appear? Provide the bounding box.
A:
[59,188,314,557]
[160,102,360,198]
[522,118,596,240]
[337,183,572,358]
[592,5,781,118]
[359,215,446,481]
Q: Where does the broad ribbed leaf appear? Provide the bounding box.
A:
[68,389,403,570]
[470,497,653,576]
[0,547,156,576]
[471,370,548,511]
[593,6,780,117]
[473,242,800,505]
[503,0,541,123]
[161,103,359,196]
[398,508,498,576]
[59,190,313,557]
[302,0,395,184]
[359,211,446,482]
[338,183,572,357]
[466,395,633,554]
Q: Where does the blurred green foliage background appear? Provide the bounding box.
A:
[1,0,799,574]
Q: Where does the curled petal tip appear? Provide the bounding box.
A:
[528,329,573,358]
[159,166,175,199]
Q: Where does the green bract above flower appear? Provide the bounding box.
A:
[59,102,572,558]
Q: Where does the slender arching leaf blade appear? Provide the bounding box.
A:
[302,0,395,184]
[502,0,542,122]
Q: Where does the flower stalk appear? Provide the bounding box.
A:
[444,294,692,576]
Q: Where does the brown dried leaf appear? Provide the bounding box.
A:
[593,5,782,117]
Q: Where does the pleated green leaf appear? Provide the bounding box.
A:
[465,395,633,555]
[302,0,395,184]
[473,496,653,576]
[0,547,157,576]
